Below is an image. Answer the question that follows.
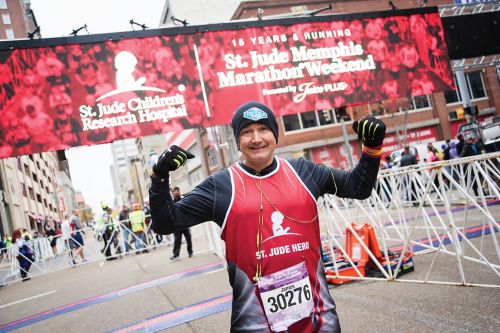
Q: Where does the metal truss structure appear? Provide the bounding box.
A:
[1,153,499,288]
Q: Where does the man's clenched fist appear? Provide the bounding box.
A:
[152,145,195,179]
[352,116,386,148]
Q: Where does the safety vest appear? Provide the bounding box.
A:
[97,213,113,231]
[129,210,146,233]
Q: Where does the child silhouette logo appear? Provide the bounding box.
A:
[263,211,301,243]
[115,51,146,90]
[271,211,289,236]
[96,50,166,101]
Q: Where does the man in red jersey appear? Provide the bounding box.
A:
[150,101,385,332]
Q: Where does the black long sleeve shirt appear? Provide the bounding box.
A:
[150,155,380,235]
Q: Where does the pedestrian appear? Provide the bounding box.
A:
[460,136,480,196]
[70,210,86,263]
[169,187,193,261]
[399,145,419,205]
[98,204,121,261]
[61,214,77,265]
[12,228,34,281]
[129,202,148,253]
[379,155,393,204]
[45,224,58,256]
[0,236,6,260]
[149,101,386,332]
[456,133,465,156]
[442,140,451,160]
[449,141,459,159]
[118,204,132,253]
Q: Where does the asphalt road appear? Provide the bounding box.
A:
[1,238,499,333]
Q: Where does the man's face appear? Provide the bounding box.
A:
[239,123,276,171]
[172,189,181,199]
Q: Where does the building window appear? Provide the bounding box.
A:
[318,109,335,126]
[21,183,27,197]
[24,163,29,175]
[206,147,218,169]
[17,158,22,171]
[36,194,42,203]
[445,71,487,104]
[444,77,461,104]
[32,172,38,182]
[335,107,351,122]
[284,105,358,133]
[2,13,11,24]
[283,114,302,131]
[300,111,319,129]
[44,199,48,208]
[29,187,35,200]
[410,96,430,109]
[0,0,7,9]
[5,29,14,39]
[467,71,486,99]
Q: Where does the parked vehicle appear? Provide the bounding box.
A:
[458,116,500,152]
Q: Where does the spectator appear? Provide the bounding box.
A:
[400,146,419,205]
[61,215,76,265]
[442,140,451,160]
[12,228,34,281]
[170,187,193,261]
[118,204,132,254]
[129,203,148,254]
[449,141,459,159]
[70,210,86,264]
[456,134,465,156]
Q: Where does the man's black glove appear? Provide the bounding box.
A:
[152,145,195,179]
[352,116,386,148]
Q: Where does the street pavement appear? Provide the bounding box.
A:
[1,235,499,333]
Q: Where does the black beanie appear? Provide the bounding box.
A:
[231,101,279,148]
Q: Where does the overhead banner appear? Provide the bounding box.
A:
[0,7,454,158]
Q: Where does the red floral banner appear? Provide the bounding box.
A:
[0,9,454,158]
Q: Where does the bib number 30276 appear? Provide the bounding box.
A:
[257,262,313,332]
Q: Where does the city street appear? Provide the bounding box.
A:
[1,232,499,333]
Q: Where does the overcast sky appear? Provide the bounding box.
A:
[29,0,165,214]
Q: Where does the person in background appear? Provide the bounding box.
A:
[0,236,6,260]
[118,204,132,254]
[45,223,58,256]
[129,203,148,254]
[379,155,393,204]
[98,205,121,261]
[442,140,451,161]
[449,141,459,159]
[169,187,193,261]
[460,136,480,196]
[70,210,86,263]
[456,133,465,156]
[400,146,419,205]
[12,228,34,281]
[149,101,386,332]
[61,214,76,265]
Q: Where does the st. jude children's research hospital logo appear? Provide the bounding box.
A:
[78,51,188,131]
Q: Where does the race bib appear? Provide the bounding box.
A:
[257,262,313,332]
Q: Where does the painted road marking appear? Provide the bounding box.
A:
[0,290,56,310]
[0,261,225,332]
[109,294,232,333]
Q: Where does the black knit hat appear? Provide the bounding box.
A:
[231,101,279,148]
